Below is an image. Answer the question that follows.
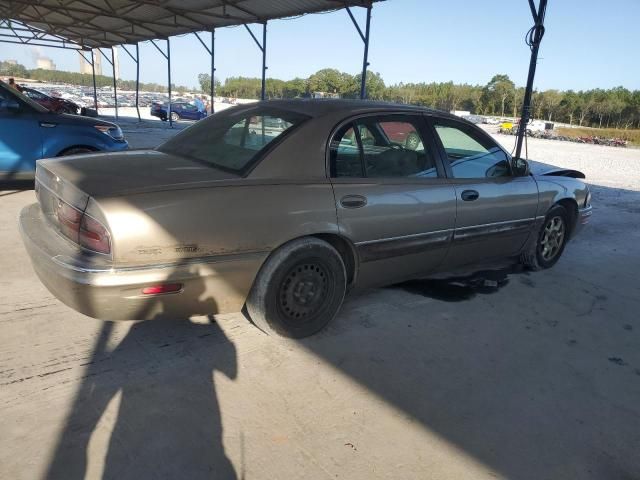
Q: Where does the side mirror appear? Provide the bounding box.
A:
[512,157,530,177]
[0,99,20,112]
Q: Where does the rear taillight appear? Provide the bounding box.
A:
[54,197,111,255]
[56,201,82,242]
[79,215,111,254]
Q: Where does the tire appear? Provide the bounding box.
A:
[170,112,179,122]
[405,132,420,150]
[59,147,94,156]
[522,205,570,270]
[246,237,347,338]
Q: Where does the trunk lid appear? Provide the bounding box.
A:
[37,149,240,198]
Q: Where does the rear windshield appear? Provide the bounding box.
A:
[158,106,309,174]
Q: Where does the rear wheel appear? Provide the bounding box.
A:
[246,238,347,338]
[522,205,569,270]
[170,112,180,122]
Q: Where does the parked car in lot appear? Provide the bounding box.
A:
[150,101,207,122]
[20,86,80,114]
[0,80,128,180]
[20,99,592,338]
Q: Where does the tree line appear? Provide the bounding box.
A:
[3,59,638,129]
[201,70,640,129]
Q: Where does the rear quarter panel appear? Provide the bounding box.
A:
[88,181,339,267]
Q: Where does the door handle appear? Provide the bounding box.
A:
[461,190,480,201]
[340,195,367,209]
[39,122,57,128]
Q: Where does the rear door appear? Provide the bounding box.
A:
[0,87,42,178]
[429,116,539,267]
[329,113,457,288]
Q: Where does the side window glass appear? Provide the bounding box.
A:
[330,124,364,177]
[360,119,436,178]
[434,122,510,178]
[331,117,438,178]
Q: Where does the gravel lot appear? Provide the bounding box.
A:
[1,123,639,479]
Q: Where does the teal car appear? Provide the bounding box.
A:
[0,80,128,181]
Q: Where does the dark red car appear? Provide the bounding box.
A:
[20,86,79,114]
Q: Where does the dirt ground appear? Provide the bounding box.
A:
[1,121,639,479]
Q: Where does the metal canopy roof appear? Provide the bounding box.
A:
[0,0,377,49]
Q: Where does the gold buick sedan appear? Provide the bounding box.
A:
[20,100,592,338]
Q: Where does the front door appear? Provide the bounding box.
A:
[0,87,42,179]
[429,117,539,268]
[329,113,457,288]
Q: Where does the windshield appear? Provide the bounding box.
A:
[0,81,50,113]
[158,106,309,174]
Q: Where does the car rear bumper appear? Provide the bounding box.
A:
[19,203,267,321]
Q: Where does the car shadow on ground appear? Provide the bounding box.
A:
[299,242,640,479]
[0,180,33,196]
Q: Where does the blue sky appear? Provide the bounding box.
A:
[1,0,638,91]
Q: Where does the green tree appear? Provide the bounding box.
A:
[307,68,350,95]
[482,74,515,117]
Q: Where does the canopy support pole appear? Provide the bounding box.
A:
[99,48,118,119]
[167,38,172,127]
[122,43,141,121]
[346,4,373,99]
[79,49,98,114]
[91,50,97,114]
[514,0,548,160]
[211,29,215,112]
[111,47,118,120]
[194,30,216,113]
[244,23,267,100]
[150,38,172,127]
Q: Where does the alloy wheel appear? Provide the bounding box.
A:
[540,216,565,261]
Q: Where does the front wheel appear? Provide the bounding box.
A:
[522,205,570,270]
[245,238,347,338]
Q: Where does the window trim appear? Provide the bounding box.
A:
[426,115,514,179]
[326,112,447,180]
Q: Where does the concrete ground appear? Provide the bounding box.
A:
[1,123,639,479]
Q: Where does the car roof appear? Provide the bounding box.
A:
[245,98,458,120]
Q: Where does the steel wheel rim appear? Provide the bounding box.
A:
[540,215,565,261]
[278,261,330,325]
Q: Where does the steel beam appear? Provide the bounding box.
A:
[243,23,267,100]
[261,22,267,101]
[91,49,98,113]
[360,6,371,100]
[150,38,172,127]
[346,6,373,100]
[167,37,172,127]
[111,46,118,120]
[121,43,141,121]
[211,29,215,113]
